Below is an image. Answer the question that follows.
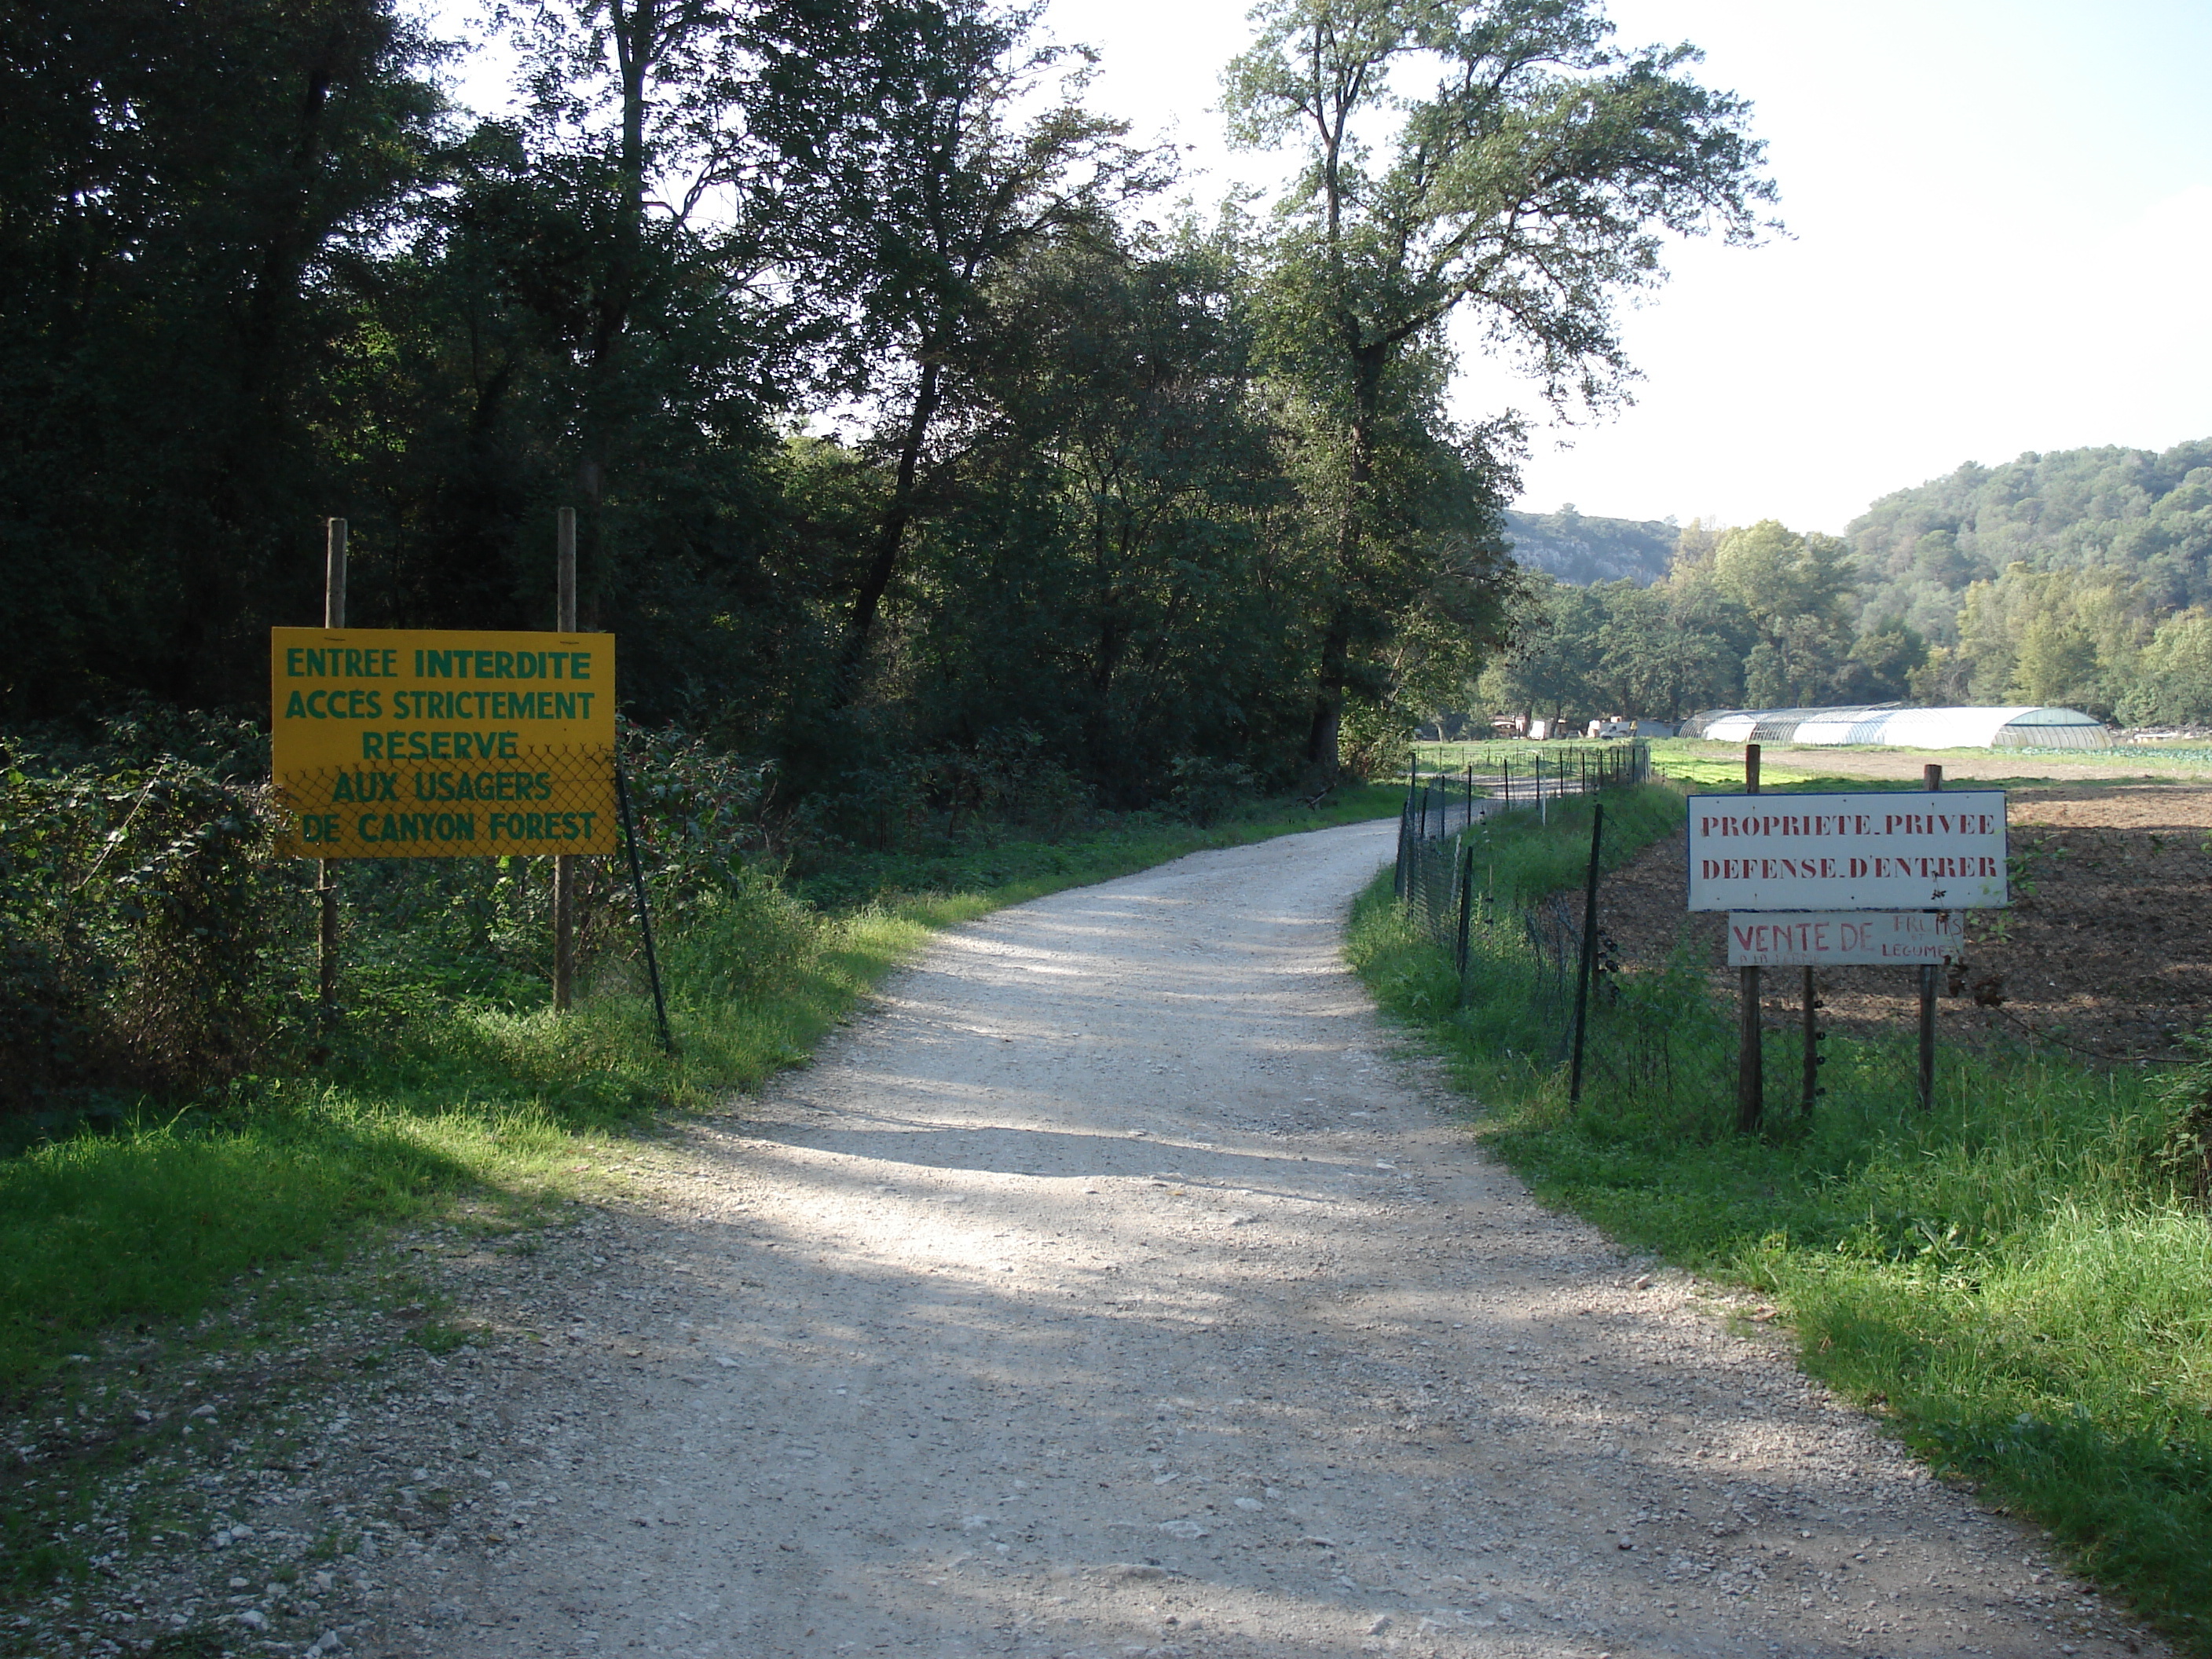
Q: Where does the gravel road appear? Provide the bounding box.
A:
[379,819,2161,1658]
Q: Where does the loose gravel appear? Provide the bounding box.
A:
[12,819,2171,1657]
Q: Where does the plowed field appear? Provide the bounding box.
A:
[1600,782,2212,1064]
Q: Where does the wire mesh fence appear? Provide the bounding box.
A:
[273,745,618,859]
[0,725,778,1114]
[1388,742,1742,1125]
[1394,740,1649,882]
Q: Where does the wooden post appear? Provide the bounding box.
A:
[318,518,346,1030]
[1801,965,1821,1116]
[1736,742,1763,1132]
[1918,763,1943,1110]
[553,507,578,1013]
[324,518,347,630]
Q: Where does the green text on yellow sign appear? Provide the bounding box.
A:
[272,628,617,858]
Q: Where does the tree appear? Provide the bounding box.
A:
[1843,617,1927,701]
[1224,0,1774,779]
[894,228,1312,796]
[1948,563,2147,717]
[497,0,864,624]
[1600,581,1744,718]
[2123,610,2212,725]
[1707,520,1855,705]
[784,5,1163,712]
[0,0,445,713]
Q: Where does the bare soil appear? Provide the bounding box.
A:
[1660,743,2212,788]
[1602,782,2212,1063]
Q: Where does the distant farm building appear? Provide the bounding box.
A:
[1679,705,2111,751]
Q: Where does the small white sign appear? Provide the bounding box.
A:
[1686,790,2009,912]
[1726,910,1963,967]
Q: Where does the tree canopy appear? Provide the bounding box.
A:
[1221,0,1773,777]
[0,0,1778,799]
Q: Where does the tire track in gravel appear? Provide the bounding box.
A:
[373,819,2165,1659]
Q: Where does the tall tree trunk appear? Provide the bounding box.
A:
[832,357,942,706]
[1302,344,1383,781]
[1302,611,1353,780]
[570,0,655,630]
[184,15,350,701]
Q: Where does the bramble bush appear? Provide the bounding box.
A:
[0,718,794,1121]
[0,711,1319,1126]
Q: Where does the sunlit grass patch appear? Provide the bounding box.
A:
[1347,794,2212,1653]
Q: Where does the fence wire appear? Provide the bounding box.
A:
[1389,742,1740,1123]
[273,745,617,859]
[1391,739,1647,982]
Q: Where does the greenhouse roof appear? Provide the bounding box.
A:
[1679,705,2110,750]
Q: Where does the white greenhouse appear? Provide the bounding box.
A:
[1679,704,2111,751]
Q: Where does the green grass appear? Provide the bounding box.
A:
[1444,781,1688,906]
[1348,791,2212,1653]
[0,783,1401,1397]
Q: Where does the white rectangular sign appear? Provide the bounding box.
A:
[1726,910,1963,967]
[1686,790,2008,912]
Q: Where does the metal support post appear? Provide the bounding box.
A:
[1569,804,1606,1103]
[553,507,578,1013]
[1736,742,1763,1133]
[317,517,346,1031]
[1455,842,1475,978]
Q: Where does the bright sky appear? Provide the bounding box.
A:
[1044,0,2212,534]
[433,0,2212,536]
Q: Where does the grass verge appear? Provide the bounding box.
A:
[1348,786,2212,1653]
[0,783,1401,1398]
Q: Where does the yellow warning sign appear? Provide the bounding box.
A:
[271,628,617,859]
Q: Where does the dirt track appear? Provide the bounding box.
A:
[349,822,2160,1658]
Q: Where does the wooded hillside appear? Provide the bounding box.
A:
[1477,439,2212,731]
[1847,440,2212,646]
